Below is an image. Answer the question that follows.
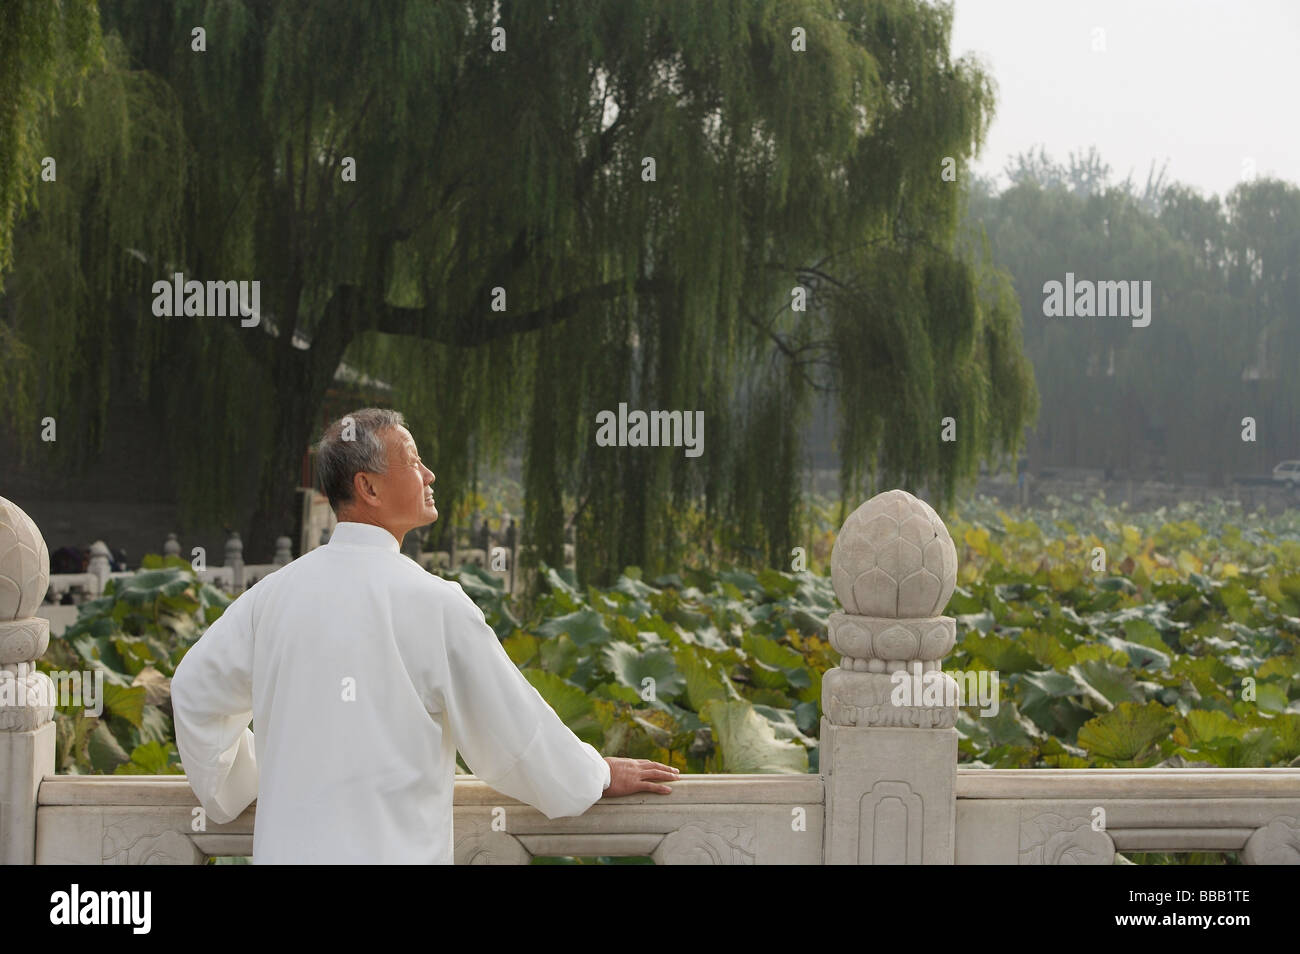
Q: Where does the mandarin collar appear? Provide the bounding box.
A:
[326,521,402,553]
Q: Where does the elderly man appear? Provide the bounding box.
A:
[171,407,677,863]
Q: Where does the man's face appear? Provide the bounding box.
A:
[367,426,437,535]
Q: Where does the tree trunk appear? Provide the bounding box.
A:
[244,287,357,560]
[244,353,320,561]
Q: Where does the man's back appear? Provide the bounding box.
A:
[171,521,610,864]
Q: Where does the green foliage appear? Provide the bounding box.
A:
[441,493,1300,786]
[0,0,103,287]
[454,558,834,772]
[944,493,1300,778]
[0,0,104,420]
[38,556,229,776]
[5,0,1034,579]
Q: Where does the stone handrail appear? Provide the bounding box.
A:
[4,491,1299,864]
[25,768,1300,864]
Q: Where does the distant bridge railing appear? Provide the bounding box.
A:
[34,528,555,636]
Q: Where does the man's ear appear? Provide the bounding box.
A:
[352,471,379,505]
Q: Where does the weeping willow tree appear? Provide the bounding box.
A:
[3,0,1036,582]
[0,0,103,405]
[0,0,102,281]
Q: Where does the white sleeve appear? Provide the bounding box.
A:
[170,588,259,825]
[436,584,607,818]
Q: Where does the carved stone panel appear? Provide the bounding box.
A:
[103,816,204,865]
[454,827,532,865]
[858,780,923,864]
[652,820,756,865]
[1019,810,1115,865]
[1242,816,1300,865]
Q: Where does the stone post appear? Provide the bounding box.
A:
[0,497,57,864]
[273,536,293,567]
[505,518,519,596]
[225,532,245,590]
[87,539,112,595]
[820,489,959,864]
[164,532,181,558]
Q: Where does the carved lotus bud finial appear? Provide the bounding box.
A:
[830,489,957,618]
[0,497,50,623]
[0,498,54,729]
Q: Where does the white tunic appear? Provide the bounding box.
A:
[170,521,610,863]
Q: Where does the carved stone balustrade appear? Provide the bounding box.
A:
[0,497,57,864]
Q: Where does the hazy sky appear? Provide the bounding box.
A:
[948,0,1300,199]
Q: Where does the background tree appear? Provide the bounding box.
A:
[0,0,103,408]
[967,149,1299,483]
[3,0,1036,583]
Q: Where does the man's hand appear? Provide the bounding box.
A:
[602,757,679,797]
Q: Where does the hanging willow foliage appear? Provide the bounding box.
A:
[0,0,102,287]
[3,0,1036,583]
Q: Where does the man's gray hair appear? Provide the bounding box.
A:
[315,408,407,512]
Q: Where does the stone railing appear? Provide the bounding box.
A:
[3,491,1299,864]
[37,533,291,640]
[43,533,293,602]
